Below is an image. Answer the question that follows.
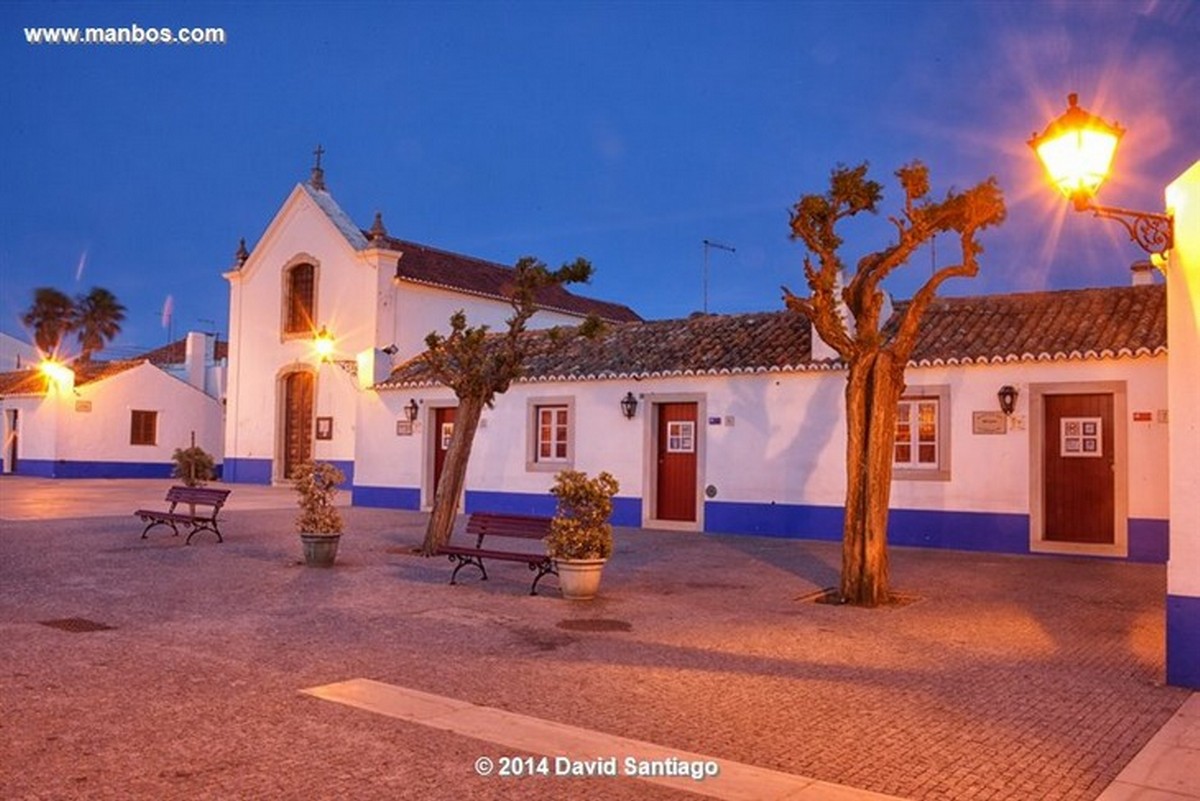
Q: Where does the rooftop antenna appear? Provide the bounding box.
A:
[702,239,736,314]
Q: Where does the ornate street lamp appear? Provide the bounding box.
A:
[1029,93,1174,257]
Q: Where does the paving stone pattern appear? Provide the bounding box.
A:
[0,501,1189,800]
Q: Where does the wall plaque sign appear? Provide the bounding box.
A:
[972,411,1007,435]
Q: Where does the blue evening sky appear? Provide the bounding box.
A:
[2,1,1197,357]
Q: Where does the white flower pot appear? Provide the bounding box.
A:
[555,557,608,600]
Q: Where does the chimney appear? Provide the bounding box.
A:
[1130,260,1156,286]
[184,331,211,390]
[809,270,855,362]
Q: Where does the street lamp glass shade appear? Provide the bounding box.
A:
[1029,94,1124,205]
[313,326,335,360]
[39,359,74,393]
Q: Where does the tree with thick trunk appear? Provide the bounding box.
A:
[419,256,601,555]
[783,162,1005,606]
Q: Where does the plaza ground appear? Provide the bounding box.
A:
[0,477,1195,800]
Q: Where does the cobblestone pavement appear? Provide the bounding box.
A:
[0,482,1190,800]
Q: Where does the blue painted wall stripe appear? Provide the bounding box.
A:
[223,458,273,485]
[345,489,1167,565]
[705,501,1030,554]
[1128,518,1170,563]
[353,485,420,510]
[465,490,642,527]
[12,459,176,479]
[223,458,354,487]
[1167,594,1200,689]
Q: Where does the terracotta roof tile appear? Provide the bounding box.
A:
[135,337,228,365]
[379,284,1164,389]
[899,284,1166,365]
[378,237,642,324]
[0,360,146,397]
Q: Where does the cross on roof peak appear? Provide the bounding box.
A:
[309,144,327,191]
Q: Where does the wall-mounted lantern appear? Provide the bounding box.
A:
[620,391,638,420]
[998,385,1018,417]
[39,359,75,394]
[1029,93,1174,258]
[405,398,420,422]
[313,325,335,362]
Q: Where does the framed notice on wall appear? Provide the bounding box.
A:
[315,416,333,440]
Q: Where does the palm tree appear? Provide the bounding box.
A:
[73,287,127,361]
[21,287,74,355]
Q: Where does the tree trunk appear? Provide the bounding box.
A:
[839,349,903,606]
[420,394,485,555]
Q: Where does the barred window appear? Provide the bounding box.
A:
[284,263,315,335]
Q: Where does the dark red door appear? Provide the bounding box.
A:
[282,372,314,480]
[1044,394,1114,543]
[656,403,697,522]
[433,406,456,500]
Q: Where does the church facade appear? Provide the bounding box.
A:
[220,165,638,487]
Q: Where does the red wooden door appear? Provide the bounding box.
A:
[1044,394,1114,543]
[656,402,697,522]
[282,371,314,480]
[433,406,457,499]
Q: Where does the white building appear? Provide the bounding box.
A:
[361,284,1168,564]
[221,166,638,486]
[0,332,226,477]
[0,331,39,371]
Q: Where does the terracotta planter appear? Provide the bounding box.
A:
[300,532,341,567]
[555,557,607,600]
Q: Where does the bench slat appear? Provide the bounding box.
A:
[439,512,557,595]
[135,485,230,545]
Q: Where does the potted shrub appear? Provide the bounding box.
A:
[171,445,216,487]
[294,460,345,567]
[546,469,619,600]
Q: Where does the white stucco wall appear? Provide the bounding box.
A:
[392,282,595,362]
[0,394,55,471]
[58,363,224,466]
[0,332,39,371]
[225,186,375,470]
[1,362,223,474]
[355,354,1168,536]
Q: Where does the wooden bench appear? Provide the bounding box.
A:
[437,512,557,595]
[134,486,232,545]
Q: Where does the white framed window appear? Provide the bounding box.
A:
[537,406,569,462]
[666,421,695,453]
[893,385,950,481]
[526,397,575,472]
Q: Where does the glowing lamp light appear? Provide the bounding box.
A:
[1028,93,1173,258]
[313,326,335,361]
[39,359,75,393]
[1029,93,1123,209]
